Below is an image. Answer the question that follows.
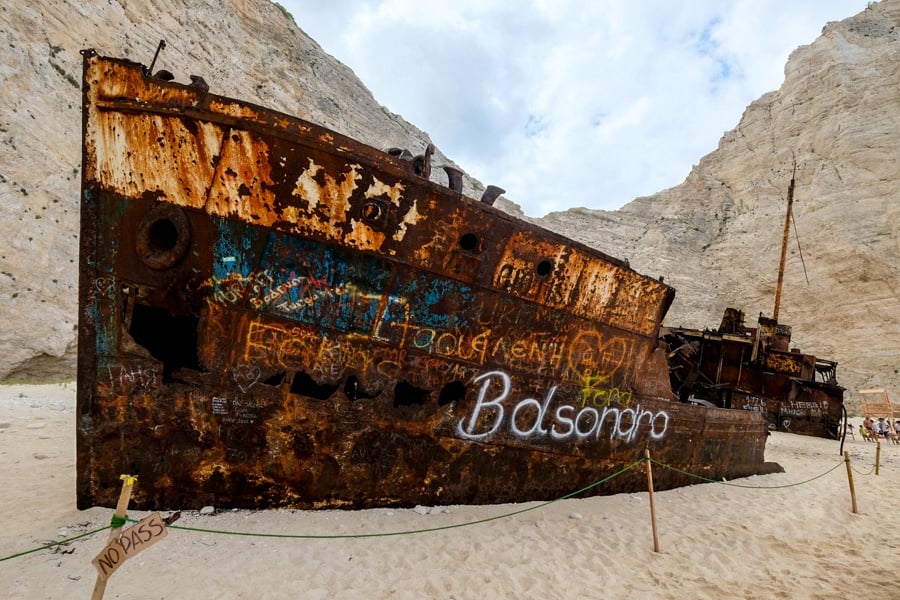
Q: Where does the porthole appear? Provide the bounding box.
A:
[536,259,553,277]
[135,205,190,270]
[458,233,479,252]
[361,200,385,225]
[148,219,178,252]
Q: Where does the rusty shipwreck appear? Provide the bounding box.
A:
[77,49,780,510]
[661,164,845,440]
[662,308,844,438]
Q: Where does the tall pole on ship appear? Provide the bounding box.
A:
[773,161,796,322]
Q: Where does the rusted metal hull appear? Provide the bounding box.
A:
[77,50,779,510]
[663,308,845,438]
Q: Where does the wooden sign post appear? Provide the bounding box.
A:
[91,474,136,599]
[90,475,168,599]
[92,512,168,580]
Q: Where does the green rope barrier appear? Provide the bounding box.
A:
[649,457,846,488]
[851,464,877,476]
[0,452,864,561]
[0,459,646,561]
[0,525,112,563]
[166,459,648,540]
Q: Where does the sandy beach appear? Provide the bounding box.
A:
[1,383,898,599]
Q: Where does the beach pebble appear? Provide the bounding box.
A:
[412,505,428,515]
[33,452,53,460]
[568,512,583,520]
[199,505,215,515]
[57,528,69,537]
[27,422,47,429]
[0,421,11,429]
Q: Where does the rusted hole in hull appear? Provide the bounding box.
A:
[458,233,479,252]
[291,371,338,400]
[536,259,553,277]
[393,380,429,407]
[343,375,377,402]
[128,303,200,381]
[263,372,286,387]
[438,381,465,406]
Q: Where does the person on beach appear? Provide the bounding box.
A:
[864,417,876,437]
[860,424,874,442]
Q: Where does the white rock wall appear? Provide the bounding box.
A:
[0,0,897,408]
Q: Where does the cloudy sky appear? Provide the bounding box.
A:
[279,1,869,217]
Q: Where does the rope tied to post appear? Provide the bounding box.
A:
[109,514,129,528]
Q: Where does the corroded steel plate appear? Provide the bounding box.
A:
[77,50,777,510]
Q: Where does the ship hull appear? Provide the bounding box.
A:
[663,310,845,439]
[77,51,778,510]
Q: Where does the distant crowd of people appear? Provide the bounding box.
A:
[856,416,900,443]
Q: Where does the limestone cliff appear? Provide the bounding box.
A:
[0,0,897,410]
[0,0,482,380]
[537,0,900,406]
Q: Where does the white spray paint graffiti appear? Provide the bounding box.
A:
[106,365,158,392]
[742,396,767,413]
[232,363,261,393]
[457,371,669,444]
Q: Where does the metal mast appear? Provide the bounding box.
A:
[773,161,796,322]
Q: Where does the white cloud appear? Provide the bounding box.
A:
[279,0,871,216]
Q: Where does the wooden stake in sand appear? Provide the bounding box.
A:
[644,449,660,553]
[875,441,881,476]
[90,476,168,598]
[843,452,858,514]
[91,474,136,600]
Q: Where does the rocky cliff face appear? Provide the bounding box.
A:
[1,0,897,408]
[0,0,479,380]
[538,0,900,405]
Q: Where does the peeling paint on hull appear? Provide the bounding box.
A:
[77,50,779,510]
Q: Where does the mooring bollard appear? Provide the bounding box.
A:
[843,452,858,514]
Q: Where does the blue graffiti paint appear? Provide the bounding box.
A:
[213,220,256,280]
[386,274,474,330]
[208,219,476,337]
[209,218,393,334]
[88,279,118,362]
[257,235,391,333]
